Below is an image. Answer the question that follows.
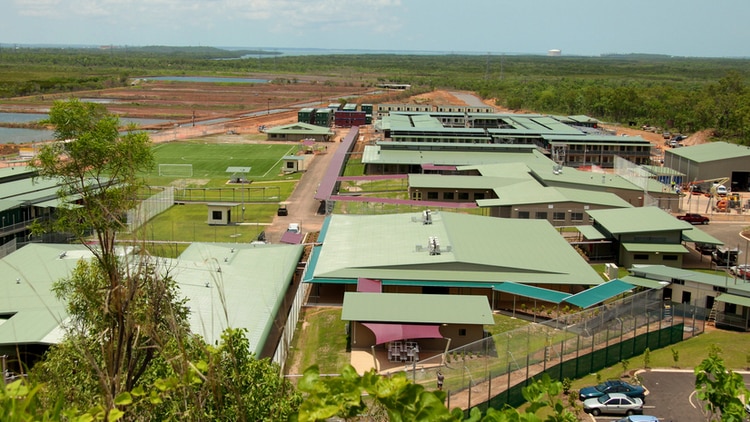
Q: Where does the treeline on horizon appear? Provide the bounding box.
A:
[1,46,749,144]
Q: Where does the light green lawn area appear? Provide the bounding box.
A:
[571,329,750,391]
[144,140,303,186]
[133,203,273,244]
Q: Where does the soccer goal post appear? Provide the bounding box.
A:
[158,164,193,177]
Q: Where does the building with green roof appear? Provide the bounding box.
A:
[374,111,653,168]
[626,265,750,331]
[663,141,750,191]
[304,211,603,308]
[265,122,334,142]
[342,292,493,351]
[0,242,304,372]
[0,166,80,250]
[584,207,720,268]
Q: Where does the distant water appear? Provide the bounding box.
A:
[145,76,269,83]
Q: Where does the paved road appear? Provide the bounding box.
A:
[263,137,342,243]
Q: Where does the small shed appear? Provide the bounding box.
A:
[207,202,239,225]
[282,155,308,174]
[226,166,252,184]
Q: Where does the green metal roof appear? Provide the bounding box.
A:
[619,275,670,290]
[715,293,750,308]
[587,207,689,235]
[0,242,304,357]
[493,282,570,304]
[576,225,607,240]
[621,243,689,254]
[174,242,304,355]
[0,244,98,346]
[309,211,603,286]
[564,280,635,309]
[341,292,494,325]
[627,265,750,292]
[265,122,334,135]
[681,227,724,245]
[361,145,542,167]
[665,141,750,163]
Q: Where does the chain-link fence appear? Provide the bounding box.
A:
[382,289,703,411]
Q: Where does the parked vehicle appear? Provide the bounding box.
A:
[276,204,288,216]
[676,213,710,224]
[583,393,644,416]
[729,264,750,276]
[616,416,659,422]
[287,223,301,234]
[716,184,728,196]
[579,380,646,401]
[695,243,718,255]
[712,247,740,267]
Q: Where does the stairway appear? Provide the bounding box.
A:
[707,301,718,326]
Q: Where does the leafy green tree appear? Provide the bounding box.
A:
[695,345,750,421]
[31,98,187,413]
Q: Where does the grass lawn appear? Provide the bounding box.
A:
[287,307,350,375]
[570,328,750,392]
[144,140,302,186]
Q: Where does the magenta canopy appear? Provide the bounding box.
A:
[361,323,443,345]
[356,278,382,293]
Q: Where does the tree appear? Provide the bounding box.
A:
[31,98,187,413]
[295,366,577,422]
[695,345,750,421]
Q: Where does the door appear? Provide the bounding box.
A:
[681,291,692,304]
[706,295,715,310]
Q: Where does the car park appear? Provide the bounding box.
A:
[579,380,646,401]
[676,213,710,224]
[583,393,644,416]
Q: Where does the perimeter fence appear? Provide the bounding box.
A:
[383,288,704,412]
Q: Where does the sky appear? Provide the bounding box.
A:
[3,0,750,58]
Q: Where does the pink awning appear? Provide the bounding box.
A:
[357,278,382,293]
[361,323,443,345]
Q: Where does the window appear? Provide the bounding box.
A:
[443,192,455,200]
[662,255,678,261]
[726,303,737,314]
[535,212,548,220]
[634,254,649,260]
[553,212,565,221]
[570,212,583,221]
[427,192,438,200]
[518,211,530,219]
[458,328,467,336]
[286,162,295,169]
[212,210,222,220]
[474,192,485,200]
[458,192,469,200]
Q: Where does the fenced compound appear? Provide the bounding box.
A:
[382,289,704,412]
[126,186,174,232]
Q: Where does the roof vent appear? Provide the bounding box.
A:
[422,209,433,225]
[428,236,441,256]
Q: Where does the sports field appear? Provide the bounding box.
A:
[145,141,302,186]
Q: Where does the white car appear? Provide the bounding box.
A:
[287,223,301,234]
[729,264,750,276]
[583,393,644,416]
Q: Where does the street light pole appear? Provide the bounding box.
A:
[267,98,270,115]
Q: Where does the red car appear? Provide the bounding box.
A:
[677,213,710,224]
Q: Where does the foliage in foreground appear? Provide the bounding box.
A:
[294,366,577,422]
[695,345,750,422]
